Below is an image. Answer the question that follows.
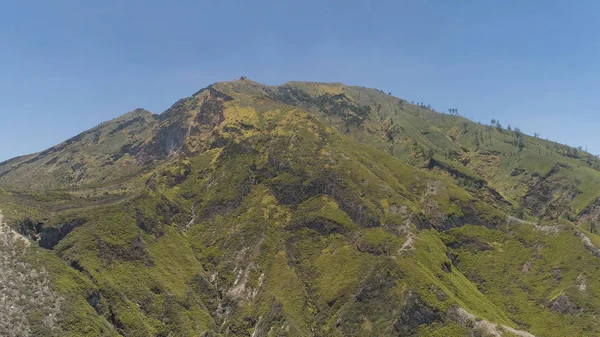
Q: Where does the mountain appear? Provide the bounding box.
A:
[3,79,600,337]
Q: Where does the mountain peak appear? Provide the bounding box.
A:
[3,79,600,336]
[116,108,157,121]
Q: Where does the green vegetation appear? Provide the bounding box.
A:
[2,79,600,336]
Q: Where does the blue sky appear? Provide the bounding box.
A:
[1,0,599,161]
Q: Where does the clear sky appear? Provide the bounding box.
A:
[1,0,599,161]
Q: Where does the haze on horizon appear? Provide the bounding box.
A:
[1,0,599,161]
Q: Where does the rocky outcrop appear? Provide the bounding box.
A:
[18,217,85,249]
[394,290,441,335]
[523,164,579,219]
[549,295,579,315]
[574,230,600,258]
[578,197,600,228]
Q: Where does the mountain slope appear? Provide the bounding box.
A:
[3,79,600,336]
[0,108,158,190]
[260,80,600,218]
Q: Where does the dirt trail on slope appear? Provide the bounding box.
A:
[507,216,563,234]
[450,307,536,337]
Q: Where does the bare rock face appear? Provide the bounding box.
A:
[550,295,579,315]
[0,212,63,336]
[523,164,579,220]
[18,217,85,249]
[578,197,600,227]
[394,290,440,335]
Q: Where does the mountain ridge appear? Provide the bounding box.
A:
[2,79,600,336]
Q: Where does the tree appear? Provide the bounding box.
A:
[534,132,540,138]
[495,122,503,132]
[517,138,525,152]
[448,108,459,115]
[514,127,521,138]
[240,76,247,80]
[507,124,512,131]
[491,119,497,125]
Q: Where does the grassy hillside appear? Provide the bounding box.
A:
[253,80,600,219]
[0,108,158,191]
[2,79,600,336]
